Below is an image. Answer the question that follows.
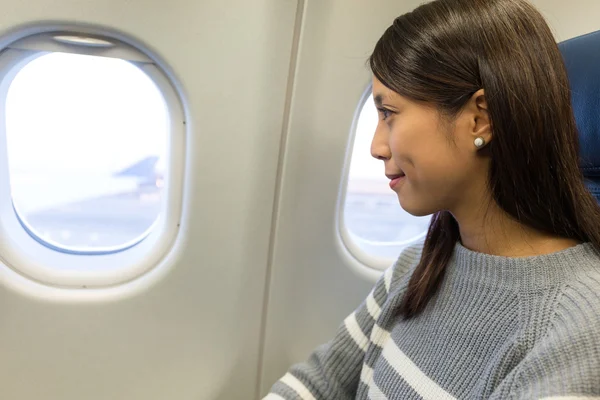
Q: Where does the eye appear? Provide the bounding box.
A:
[377,107,393,121]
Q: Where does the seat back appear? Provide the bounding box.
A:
[559,30,600,201]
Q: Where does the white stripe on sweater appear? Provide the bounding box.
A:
[263,394,286,400]
[382,338,457,400]
[371,323,391,348]
[366,290,382,320]
[383,266,393,293]
[280,373,317,400]
[367,378,389,400]
[344,312,369,351]
[360,364,374,387]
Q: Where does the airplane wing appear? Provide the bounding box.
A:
[9,156,160,215]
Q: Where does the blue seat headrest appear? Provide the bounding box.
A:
[558,30,600,200]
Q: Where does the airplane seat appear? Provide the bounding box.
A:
[559,29,600,202]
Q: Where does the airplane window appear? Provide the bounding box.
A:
[342,93,431,261]
[5,52,169,253]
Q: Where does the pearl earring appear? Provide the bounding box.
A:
[474,137,486,149]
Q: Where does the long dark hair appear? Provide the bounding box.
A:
[369,0,600,318]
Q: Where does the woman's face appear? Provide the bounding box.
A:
[370,76,491,217]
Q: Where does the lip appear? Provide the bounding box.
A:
[386,172,406,189]
[389,176,405,189]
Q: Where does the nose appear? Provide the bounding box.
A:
[370,125,391,161]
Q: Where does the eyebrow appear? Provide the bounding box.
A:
[374,94,384,107]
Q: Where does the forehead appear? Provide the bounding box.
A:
[372,76,400,105]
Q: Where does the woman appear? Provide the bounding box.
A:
[265,0,600,398]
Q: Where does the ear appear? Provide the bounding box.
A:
[470,89,492,145]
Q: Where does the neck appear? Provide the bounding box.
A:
[451,193,580,257]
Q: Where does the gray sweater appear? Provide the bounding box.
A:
[264,241,600,399]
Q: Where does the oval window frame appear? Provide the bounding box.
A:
[0,25,187,288]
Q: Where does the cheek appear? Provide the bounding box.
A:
[388,126,415,164]
[398,151,468,215]
[399,133,466,188]
[388,116,468,184]
[388,123,442,172]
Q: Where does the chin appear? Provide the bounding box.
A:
[403,208,433,217]
[397,196,436,217]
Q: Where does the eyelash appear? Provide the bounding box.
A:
[377,107,393,121]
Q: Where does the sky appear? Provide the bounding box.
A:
[5,52,169,174]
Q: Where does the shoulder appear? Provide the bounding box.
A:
[550,258,600,339]
[492,249,600,399]
[533,244,600,352]
[554,243,600,327]
[521,251,600,389]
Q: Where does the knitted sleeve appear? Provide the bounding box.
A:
[263,243,423,400]
[490,277,600,400]
[263,267,393,400]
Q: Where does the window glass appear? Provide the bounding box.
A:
[343,93,431,259]
[5,52,169,252]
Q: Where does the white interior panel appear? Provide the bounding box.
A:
[259,0,600,395]
[0,1,298,399]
